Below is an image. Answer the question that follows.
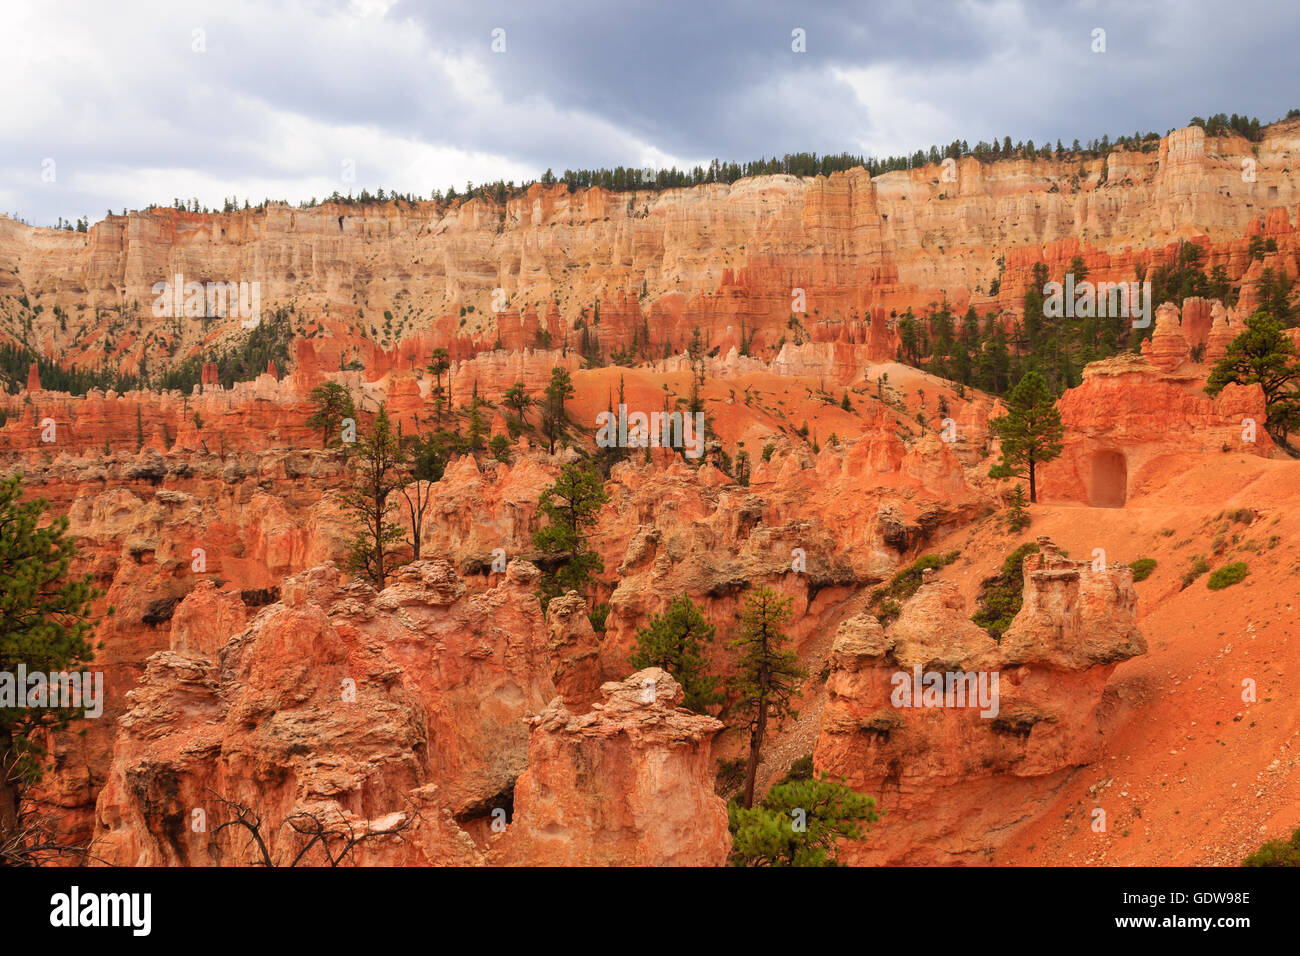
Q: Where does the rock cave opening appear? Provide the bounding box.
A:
[1089,449,1128,508]
[454,782,515,849]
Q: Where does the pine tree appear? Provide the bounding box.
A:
[427,348,451,422]
[503,381,532,430]
[532,462,608,609]
[306,381,355,449]
[1205,311,1300,449]
[466,395,487,452]
[397,420,459,561]
[730,587,808,809]
[988,370,1065,502]
[628,594,721,711]
[0,475,105,849]
[342,405,406,589]
[1022,262,1050,348]
[729,773,879,866]
[540,366,574,453]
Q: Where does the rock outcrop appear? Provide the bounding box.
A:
[491,669,729,866]
[1038,343,1274,506]
[815,538,1147,864]
[91,559,555,865]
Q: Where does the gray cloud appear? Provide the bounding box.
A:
[1,0,1297,226]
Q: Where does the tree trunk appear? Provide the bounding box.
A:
[1028,456,1038,503]
[0,748,20,853]
[742,697,768,809]
[374,490,386,590]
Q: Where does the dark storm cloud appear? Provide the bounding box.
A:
[1,0,1297,227]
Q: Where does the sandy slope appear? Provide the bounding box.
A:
[935,453,1300,865]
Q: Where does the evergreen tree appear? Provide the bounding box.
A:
[342,405,406,589]
[735,448,751,486]
[306,381,355,449]
[397,419,461,561]
[503,381,532,429]
[730,587,808,809]
[729,773,879,867]
[988,370,1065,502]
[540,366,574,454]
[896,308,920,365]
[1022,262,1050,348]
[427,348,451,422]
[975,312,1011,395]
[627,594,721,711]
[0,475,105,853]
[1253,267,1296,327]
[532,461,608,609]
[1005,484,1030,531]
[1205,311,1300,449]
[466,395,487,452]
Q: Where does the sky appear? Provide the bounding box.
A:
[2,0,1297,228]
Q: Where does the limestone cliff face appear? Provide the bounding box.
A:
[815,539,1146,865]
[491,669,729,867]
[3,123,1298,382]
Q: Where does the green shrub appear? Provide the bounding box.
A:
[1129,557,1157,582]
[488,433,511,461]
[872,550,960,610]
[761,442,776,462]
[588,602,610,633]
[1006,485,1030,532]
[1207,561,1249,590]
[1181,555,1210,590]
[1243,827,1300,866]
[876,598,902,625]
[971,542,1041,641]
[728,774,880,867]
[779,754,815,785]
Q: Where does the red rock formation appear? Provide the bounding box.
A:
[2,123,1297,383]
[815,538,1146,864]
[1140,302,1191,372]
[1037,353,1273,505]
[1179,296,1215,349]
[491,668,729,866]
[9,120,1300,868]
[545,591,605,710]
[1205,301,1237,364]
[90,559,556,865]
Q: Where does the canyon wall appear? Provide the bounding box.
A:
[2,123,1298,386]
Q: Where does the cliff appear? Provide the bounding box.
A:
[3,123,1299,385]
[815,538,1147,864]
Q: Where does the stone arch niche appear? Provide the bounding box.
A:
[1089,449,1127,507]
